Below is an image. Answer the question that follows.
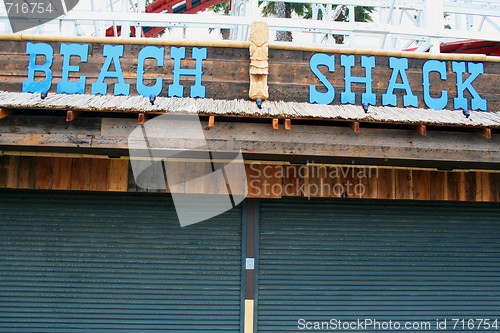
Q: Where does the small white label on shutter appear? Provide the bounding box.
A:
[246,258,255,269]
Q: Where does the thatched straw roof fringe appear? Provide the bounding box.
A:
[0,91,499,128]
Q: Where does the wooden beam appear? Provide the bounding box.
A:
[284,119,292,130]
[1,115,500,165]
[0,108,12,119]
[350,121,360,133]
[208,116,215,127]
[66,110,78,122]
[138,113,146,125]
[272,118,279,130]
[415,125,427,136]
[479,128,492,139]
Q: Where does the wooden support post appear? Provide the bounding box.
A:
[66,110,78,122]
[479,128,492,139]
[208,116,215,127]
[272,118,279,130]
[284,119,292,130]
[138,113,146,125]
[350,121,360,133]
[243,200,258,333]
[0,108,12,120]
[415,125,427,136]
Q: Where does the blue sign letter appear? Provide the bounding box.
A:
[309,53,335,104]
[453,62,487,111]
[168,47,207,98]
[382,57,418,107]
[341,55,376,105]
[22,42,54,93]
[91,45,130,96]
[422,60,448,110]
[57,43,89,95]
[137,46,165,97]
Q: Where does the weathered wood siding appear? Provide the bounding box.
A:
[0,155,129,192]
[268,48,500,110]
[0,155,498,202]
[0,39,250,100]
[0,37,499,110]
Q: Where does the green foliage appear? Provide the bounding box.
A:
[207,1,374,42]
[260,1,311,18]
[209,0,230,15]
[259,2,374,22]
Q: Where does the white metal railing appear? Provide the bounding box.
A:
[0,0,499,51]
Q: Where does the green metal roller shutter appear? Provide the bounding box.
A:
[0,191,242,333]
[257,199,500,332]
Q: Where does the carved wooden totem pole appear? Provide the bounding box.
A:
[249,22,269,102]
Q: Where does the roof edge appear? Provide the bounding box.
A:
[1,34,499,62]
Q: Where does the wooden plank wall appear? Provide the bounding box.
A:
[0,156,129,192]
[0,38,499,110]
[0,156,498,202]
[0,40,250,101]
[245,164,500,202]
[268,49,500,111]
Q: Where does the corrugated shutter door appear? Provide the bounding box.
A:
[0,191,242,333]
[258,199,500,332]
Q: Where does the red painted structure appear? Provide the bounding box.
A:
[106,0,226,37]
[440,40,500,56]
[405,40,500,56]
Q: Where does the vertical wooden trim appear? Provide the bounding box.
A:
[430,171,448,200]
[284,119,292,130]
[282,165,304,197]
[458,172,466,201]
[243,200,259,333]
[377,168,395,199]
[90,158,110,191]
[272,118,279,130]
[245,200,256,299]
[70,158,92,191]
[473,172,482,201]
[481,172,500,202]
[53,157,73,190]
[494,173,500,202]
[6,155,19,188]
[412,170,430,200]
[328,166,343,198]
[108,159,129,192]
[341,167,358,198]
[395,169,413,200]
[463,172,481,201]
[245,201,256,260]
[447,172,460,201]
[359,167,378,199]
[0,156,7,188]
[35,157,54,190]
[244,300,255,333]
[17,157,35,189]
[306,166,321,198]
